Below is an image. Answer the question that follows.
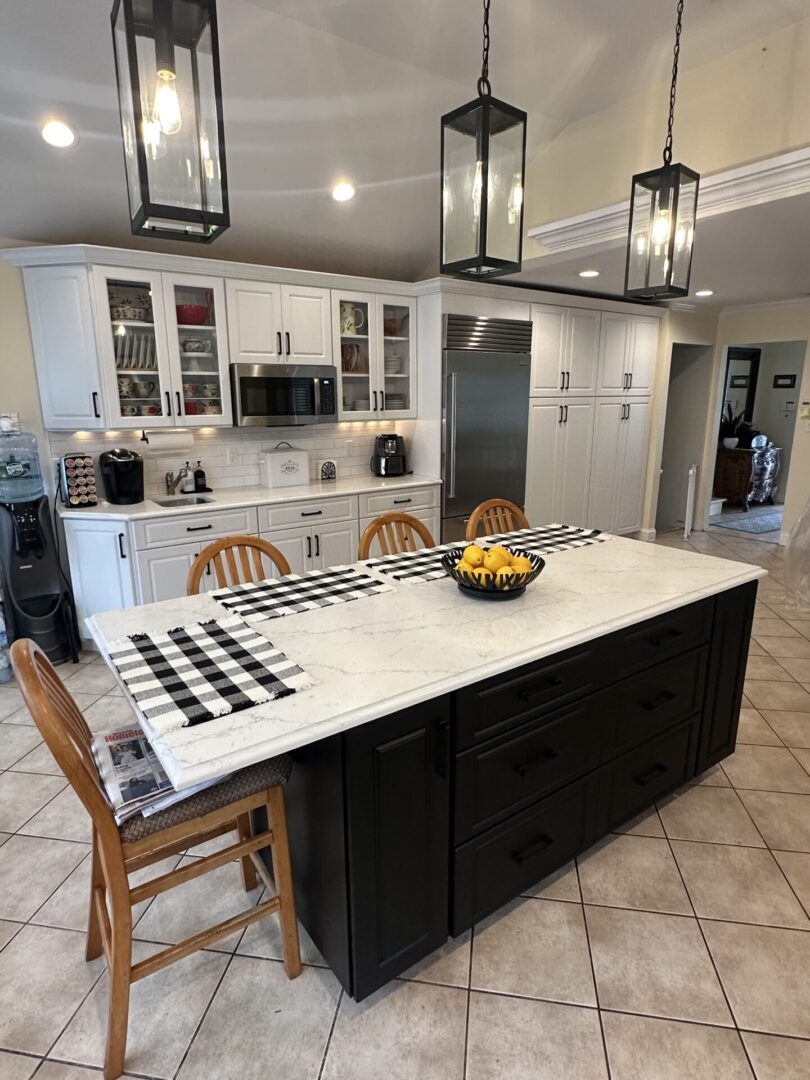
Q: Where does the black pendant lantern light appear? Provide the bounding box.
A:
[440,0,527,277]
[111,0,229,242]
[625,0,699,298]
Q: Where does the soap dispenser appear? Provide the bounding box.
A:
[193,460,208,493]
[180,461,196,494]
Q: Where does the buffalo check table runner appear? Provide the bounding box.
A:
[365,524,606,582]
[107,616,312,736]
[210,565,394,622]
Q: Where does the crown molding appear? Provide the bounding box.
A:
[528,148,810,253]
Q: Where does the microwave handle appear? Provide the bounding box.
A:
[313,377,322,417]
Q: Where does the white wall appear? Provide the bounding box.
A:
[747,341,805,496]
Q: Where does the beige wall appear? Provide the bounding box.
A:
[525,18,810,234]
[0,242,46,455]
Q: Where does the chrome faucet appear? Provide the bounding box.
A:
[165,467,187,495]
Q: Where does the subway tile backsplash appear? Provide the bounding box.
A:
[48,421,407,495]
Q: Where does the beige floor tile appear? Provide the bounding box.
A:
[585,906,731,1026]
[60,664,119,697]
[737,708,783,746]
[321,978,466,1080]
[0,920,22,950]
[237,908,328,969]
[0,772,66,833]
[35,1063,141,1079]
[0,726,41,769]
[671,841,808,928]
[722,744,810,793]
[745,655,794,681]
[0,832,9,848]
[690,763,731,786]
[786,618,810,638]
[776,656,810,682]
[773,850,810,910]
[611,806,664,837]
[466,993,608,1080]
[471,897,596,1005]
[8,738,62,776]
[762,710,810,748]
[747,638,766,656]
[744,680,810,712]
[0,835,89,921]
[19,786,91,844]
[0,1050,39,1080]
[751,618,800,639]
[741,1031,810,1080]
[0,925,104,1055]
[791,746,810,774]
[739,790,810,852]
[521,859,580,901]
[602,1012,753,1080]
[658,786,764,847]
[755,635,810,658]
[702,919,810,1037]
[82,694,138,733]
[578,834,691,914]
[0,687,25,721]
[398,931,470,988]
[2,692,102,728]
[53,942,228,1079]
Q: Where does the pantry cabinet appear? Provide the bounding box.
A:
[525,400,594,527]
[588,398,651,534]
[529,305,600,397]
[225,279,331,366]
[597,314,657,396]
[62,518,135,623]
[333,291,416,420]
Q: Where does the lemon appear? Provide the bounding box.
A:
[495,565,516,586]
[472,566,494,585]
[489,545,511,563]
[483,549,509,573]
[456,559,475,575]
[510,555,534,575]
[463,544,485,568]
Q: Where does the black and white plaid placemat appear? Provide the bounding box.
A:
[108,616,312,735]
[364,525,606,582]
[211,565,394,622]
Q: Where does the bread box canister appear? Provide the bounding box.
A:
[260,443,310,488]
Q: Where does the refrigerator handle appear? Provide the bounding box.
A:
[446,371,458,500]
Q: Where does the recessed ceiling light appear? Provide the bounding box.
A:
[695,289,714,297]
[578,269,599,278]
[41,119,77,149]
[331,180,356,202]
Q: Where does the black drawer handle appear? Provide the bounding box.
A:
[117,532,126,559]
[635,763,668,786]
[301,510,323,517]
[642,690,676,712]
[648,628,683,648]
[393,498,412,505]
[436,719,450,779]
[186,524,214,532]
[513,834,553,865]
[514,748,559,777]
[519,677,563,703]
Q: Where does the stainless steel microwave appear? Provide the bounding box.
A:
[230,364,338,427]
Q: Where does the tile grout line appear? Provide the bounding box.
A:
[171,949,238,1079]
[316,987,344,1080]
[575,859,613,1080]
[460,925,474,1080]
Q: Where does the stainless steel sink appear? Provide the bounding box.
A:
[152,495,215,507]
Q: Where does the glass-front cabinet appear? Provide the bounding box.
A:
[332,292,416,421]
[163,274,232,427]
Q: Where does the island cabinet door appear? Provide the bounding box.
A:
[344,698,451,1000]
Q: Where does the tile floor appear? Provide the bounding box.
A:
[1,527,810,1078]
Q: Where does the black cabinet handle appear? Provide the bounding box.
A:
[301,510,323,517]
[435,719,450,779]
[175,391,183,416]
[373,390,378,411]
[558,405,564,424]
[186,524,213,532]
[648,628,683,648]
[314,533,320,557]
[514,748,559,777]
[513,833,553,865]
[564,404,569,423]
[165,391,172,416]
[277,331,283,355]
[306,535,312,559]
[629,372,633,389]
[117,532,126,559]
[519,677,563,704]
[559,370,565,391]
[394,498,412,505]
[565,370,570,390]
[381,389,385,410]
[285,331,291,355]
[91,391,101,419]
[642,690,676,712]
[635,763,668,786]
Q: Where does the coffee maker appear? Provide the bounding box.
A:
[99,449,144,504]
[370,434,407,477]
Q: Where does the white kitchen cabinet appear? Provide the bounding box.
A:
[162,273,232,426]
[525,399,594,527]
[225,280,283,363]
[281,285,332,364]
[62,519,135,632]
[333,291,416,420]
[588,398,651,534]
[22,266,106,430]
[627,316,658,395]
[530,305,599,397]
[263,519,359,571]
[137,542,201,604]
[597,314,659,396]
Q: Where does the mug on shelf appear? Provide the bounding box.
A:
[201,383,219,397]
[117,377,134,398]
[183,382,198,397]
[340,301,365,336]
[133,380,156,398]
[181,337,211,353]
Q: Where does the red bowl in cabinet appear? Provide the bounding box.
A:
[176,304,209,325]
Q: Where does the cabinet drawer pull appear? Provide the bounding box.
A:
[285,331,291,355]
[277,331,282,355]
[648,628,683,648]
[117,533,126,559]
[92,391,101,419]
[393,498,412,505]
[642,690,676,712]
[300,510,323,517]
[513,833,553,865]
[186,524,213,532]
[436,719,450,779]
[314,533,320,557]
[514,748,559,777]
[519,677,563,703]
[165,391,172,416]
[635,763,668,786]
[306,535,312,559]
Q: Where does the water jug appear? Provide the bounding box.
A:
[0,430,45,502]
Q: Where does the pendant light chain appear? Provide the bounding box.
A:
[663,0,685,165]
[477,0,492,97]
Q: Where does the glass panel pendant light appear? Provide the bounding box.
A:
[625,0,698,299]
[440,0,527,277]
[111,0,229,242]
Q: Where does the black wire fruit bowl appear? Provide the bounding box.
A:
[441,547,545,600]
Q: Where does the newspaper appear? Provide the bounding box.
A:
[92,725,222,825]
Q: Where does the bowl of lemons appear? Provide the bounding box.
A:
[441,543,545,600]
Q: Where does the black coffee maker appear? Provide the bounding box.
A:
[99,449,144,504]
[370,434,407,477]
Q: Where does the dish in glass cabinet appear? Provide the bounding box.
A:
[441,545,544,600]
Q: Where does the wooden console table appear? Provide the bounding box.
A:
[713,446,781,510]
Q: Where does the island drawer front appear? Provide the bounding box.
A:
[454,698,602,844]
[600,716,699,832]
[359,486,439,517]
[606,647,709,756]
[452,772,600,934]
[607,599,713,680]
[454,645,597,751]
[133,506,259,549]
[258,496,358,531]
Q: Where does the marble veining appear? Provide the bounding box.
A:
[87,536,766,790]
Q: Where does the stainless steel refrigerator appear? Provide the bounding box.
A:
[442,314,532,542]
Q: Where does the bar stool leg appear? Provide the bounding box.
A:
[266,786,302,979]
[237,812,258,891]
[104,892,133,1080]
[86,832,104,962]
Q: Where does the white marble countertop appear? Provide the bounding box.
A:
[87,536,765,791]
[58,473,441,522]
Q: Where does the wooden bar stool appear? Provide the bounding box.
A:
[10,638,302,1080]
[465,498,529,540]
[358,511,436,559]
[187,534,291,594]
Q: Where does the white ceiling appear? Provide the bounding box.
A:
[1,0,810,282]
